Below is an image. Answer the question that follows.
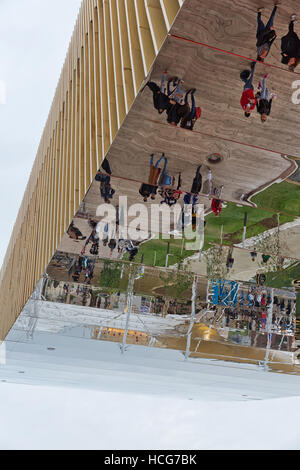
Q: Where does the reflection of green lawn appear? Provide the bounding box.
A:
[123,236,198,267]
[264,261,300,317]
[265,261,300,289]
[253,181,300,216]
[133,181,298,268]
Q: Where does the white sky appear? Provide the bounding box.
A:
[0,381,300,450]
[0,0,82,268]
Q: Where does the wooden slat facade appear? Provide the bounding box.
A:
[0,0,182,341]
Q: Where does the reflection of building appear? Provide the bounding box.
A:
[0,1,182,340]
[1,0,300,383]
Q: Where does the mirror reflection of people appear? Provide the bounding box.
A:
[67,221,86,241]
[240,62,257,118]
[81,227,99,255]
[146,71,172,114]
[167,100,190,126]
[211,185,224,216]
[180,89,201,131]
[108,238,117,257]
[126,240,139,261]
[281,15,300,71]
[256,4,278,62]
[256,74,276,122]
[159,172,182,206]
[139,153,168,202]
[167,76,185,104]
[226,247,235,272]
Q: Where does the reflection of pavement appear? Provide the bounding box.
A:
[175,223,300,282]
[57,217,123,260]
[19,298,299,375]
[177,249,261,282]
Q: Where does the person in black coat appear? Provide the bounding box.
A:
[191,165,202,194]
[281,16,300,71]
[256,5,278,62]
[146,72,172,114]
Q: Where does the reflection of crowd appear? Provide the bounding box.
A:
[68,255,95,284]
[147,72,201,130]
[80,218,141,261]
[223,288,295,336]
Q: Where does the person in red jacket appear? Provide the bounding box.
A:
[211,185,224,216]
[240,62,257,118]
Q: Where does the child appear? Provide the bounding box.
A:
[256,73,276,122]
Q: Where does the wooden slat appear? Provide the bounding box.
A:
[0,0,181,341]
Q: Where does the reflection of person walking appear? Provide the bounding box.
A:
[191,165,202,194]
[211,185,224,217]
[149,153,168,185]
[240,62,257,117]
[139,153,168,202]
[256,74,275,122]
[167,76,185,104]
[180,89,201,130]
[146,72,171,114]
[281,15,300,71]
[256,5,278,62]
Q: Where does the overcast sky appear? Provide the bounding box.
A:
[0,381,300,450]
[0,0,82,268]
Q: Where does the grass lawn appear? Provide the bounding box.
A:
[264,261,300,317]
[125,181,298,268]
[253,181,300,216]
[123,236,198,267]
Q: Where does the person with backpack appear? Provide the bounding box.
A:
[256,4,279,62]
[180,89,201,130]
[139,153,168,202]
[240,62,257,117]
[281,15,300,71]
[256,73,276,122]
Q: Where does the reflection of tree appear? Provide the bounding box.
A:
[254,221,290,274]
[205,245,228,280]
